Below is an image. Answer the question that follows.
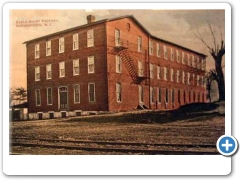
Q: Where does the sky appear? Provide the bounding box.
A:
[9,9,225,89]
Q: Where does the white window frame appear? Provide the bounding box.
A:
[150,63,154,78]
[116,83,122,103]
[149,40,153,55]
[187,72,190,85]
[116,56,122,73]
[35,89,41,106]
[47,87,53,105]
[171,48,174,61]
[35,44,40,59]
[139,85,144,103]
[177,70,180,83]
[202,76,205,87]
[46,64,52,80]
[172,89,175,104]
[182,52,185,64]
[191,55,194,66]
[164,45,168,59]
[187,54,190,66]
[115,29,121,46]
[73,33,79,50]
[74,84,80,104]
[177,50,180,62]
[87,29,94,47]
[59,37,64,53]
[88,56,95,74]
[138,61,143,77]
[157,66,161,79]
[197,75,200,86]
[182,71,185,84]
[46,41,51,56]
[165,88,169,104]
[192,74,195,85]
[73,59,79,76]
[88,83,96,103]
[171,68,174,82]
[157,43,161,57]
[138,37,142,52]
[35,66,40,81]
[59,61,65,78]
[164,67,168,81]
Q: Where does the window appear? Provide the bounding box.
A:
[172,89,175,104]
[73,33,79,50]
[35,66,40,81]
[59,37,64,53]
[171,68,174,82]
[165,88,169,103]
[35,44,40,59]
[150,87,154,103]
[47,88,52,105]
[197,57,201,69]
[202,58,205,70]
[177,70,180,83]
[202,76,205,87]
[88,83,95,102]
[187,54,190,66]
[138,37,142,52]
[191,55,194,66]
[139,86,144,103]
[171,48,174,61]
[74,84,80,103]
[87,29,94,47]
[178,90,181,104]
[164,45,168,59]
[35,89,41,106]
[157,43,161,57]
[157,66,161,79]
[46,41,51,56]
[116,56,122,73]
[158,88,162,103]
[177,50,180,62]
[59,61,65,78]
[46,64,52,80]
[116,83,122,102]
[115,29,121,46]
[182,71,185,84]
[164,67,168,81]
[187,72,190,85]
[182,52,185,64]
[197,75,200,86]
[192,74,195,85]
[73,59,79,75]
[149,40,153,55]
[150,64,154,78]
[88,56,94,74]
[138,61,143,76]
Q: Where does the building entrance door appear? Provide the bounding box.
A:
[59,87,68,109]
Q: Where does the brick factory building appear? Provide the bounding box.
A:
[24,15,207,119]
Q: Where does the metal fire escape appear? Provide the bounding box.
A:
[112,37,148,84]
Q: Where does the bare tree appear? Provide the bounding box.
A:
[205,70,218,102]
[195,22,225,101]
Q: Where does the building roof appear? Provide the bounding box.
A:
[23,15,207,57]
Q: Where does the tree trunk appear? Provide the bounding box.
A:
[215,57,225,101]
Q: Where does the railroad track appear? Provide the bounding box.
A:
[10,137,219,155]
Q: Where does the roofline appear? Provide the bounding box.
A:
[23,15,207,57]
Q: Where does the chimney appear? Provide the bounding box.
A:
[86,15,95,24]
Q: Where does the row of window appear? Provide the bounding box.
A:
[35,57,94,81]
[140,86,204,105]
[34,29,94,59]
[35,83,95,106]
[114,29,205,70]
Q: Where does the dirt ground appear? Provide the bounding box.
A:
[10,102,225,154]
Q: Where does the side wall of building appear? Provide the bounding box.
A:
[27,23,108,113]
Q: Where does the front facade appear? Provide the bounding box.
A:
[25,15,206,119]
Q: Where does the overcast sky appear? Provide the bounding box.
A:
[9,9,225,89]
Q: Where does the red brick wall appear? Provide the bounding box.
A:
[27,23,109,113]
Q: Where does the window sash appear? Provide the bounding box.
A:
[158,88,162,103]
[166,89,169,103]
[172,89,175,104]
[157,66,161,79]
[182,52,185,64]
[35,66,40,81]
[35,44,40,58]
[35,89,41,106]
[46,41,51,56]
[59,62,65,77]
[73,34,79,50]
[46,64,52,79]
[59,37,64,53]
[138,37,142,52]
[150,87,154,103]
[171,69,174,81]
[150,64,154,78]
[74,85,80,103]
[116,56,122,73]
[73,59,79,75]
[89,83,95,102]
[157,44,161,57]
[138,61,143,76]
[88,56,95,73]
[182,71,185,84]
[149,41,153,55]
[87,29,94,47]
[116,83,122,102]
[164,67,167,80]
[47,88,52,105]
[171,48,174,61]
[177,70,180,83]
[139,86,144,103]
[164,46,168,59]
